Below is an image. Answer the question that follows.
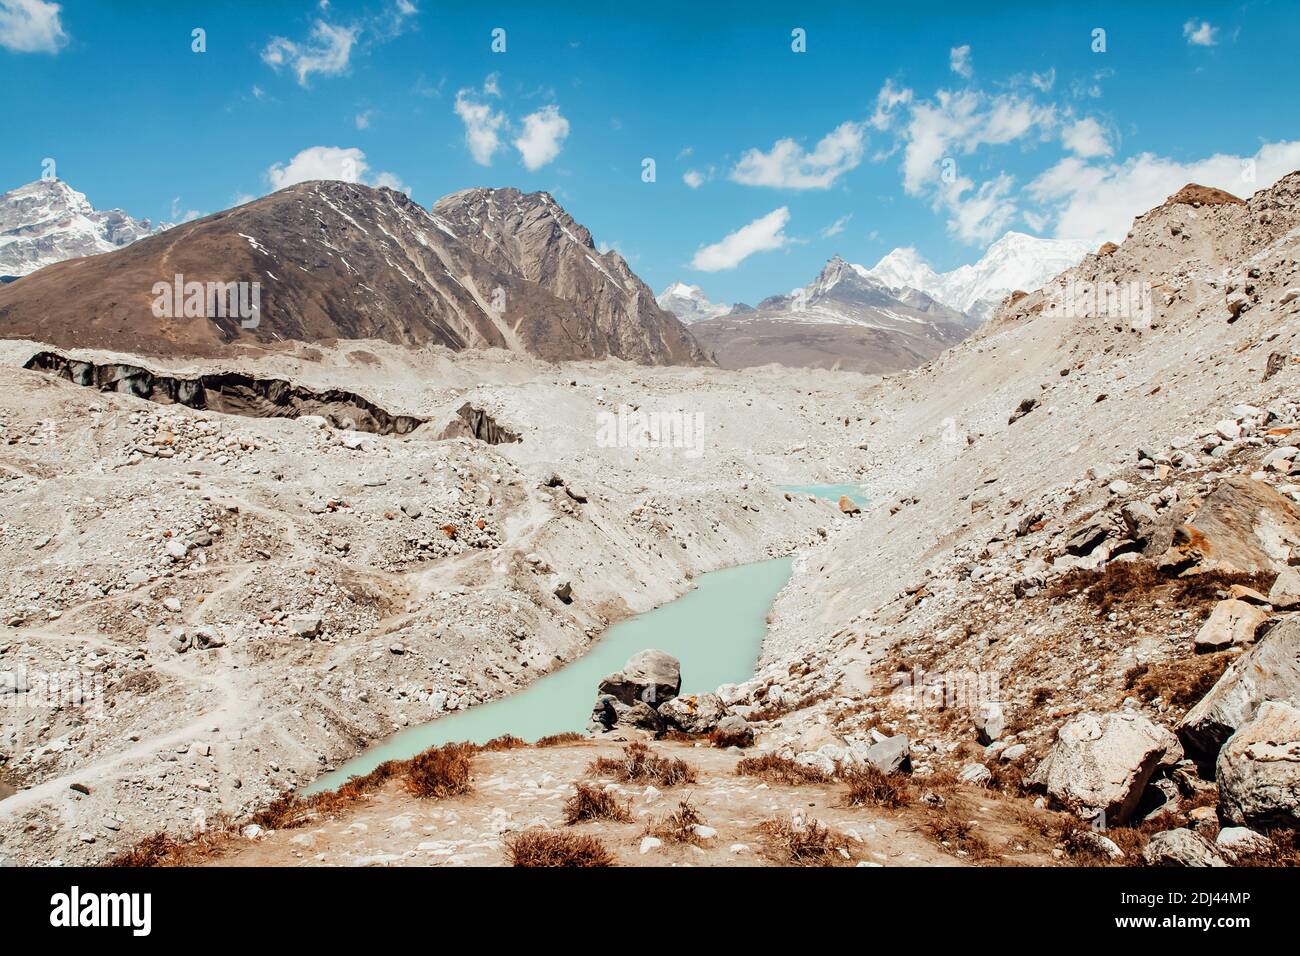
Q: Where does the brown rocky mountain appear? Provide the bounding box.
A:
[432,187,707,365]
[0,181,710,365]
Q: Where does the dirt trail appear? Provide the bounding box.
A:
[215,739,1054,867]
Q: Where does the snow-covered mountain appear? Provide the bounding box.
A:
[866,231,1093,323]
[655,281,732,324]
[0,178,158,278]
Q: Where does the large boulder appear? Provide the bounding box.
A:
[597,649,681,706]
[1178,617,1300,761]
[1027,711,1182,824]
[658,692,728,735]
[1160,477,1300,574]
[1268,567,1300,609]
[1141,828,1227,867]
[1192,599,1267,652]
[858,734,911,774]
[1216,700,1300,828]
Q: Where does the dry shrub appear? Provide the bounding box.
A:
[562,783,632,825]
[927,809,995,861]
[534,732,584,748]
[589,742,697,787]
[480,734,527,752]
[735,753,829,786]
[1050,563,1275,618]
[646,797,707,845]
[986,760,1027,795]
[708,726,754,749]
[843,765,912,809]
[108,824,231,868]
[405,742,475,798]
[1124,652,1234,709]
[503,828,615,867]
[757,816,850,866]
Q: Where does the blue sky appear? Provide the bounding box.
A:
[2,0,1298,303]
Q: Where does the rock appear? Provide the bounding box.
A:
[192,627,223,650]
[959,762,992,787]
[713,714,754,746]
[564,484,588,503]
[1192,599,1267,651]
[838,495,861,515]
[125,569,149,586]
[69,782,91,796]
[288,615,322,639]
[1141,828,1226,867]
[1161,477,1300,575]
[1063,521,1110,557]
[400,499,423,519]
[795,751,837,777]
[597,649,681,706]
[1178,616,1300,761]
[389,642,406,655]
[169,631,192,654]
[1216,420,1241,441]
[1228,584,1271,605]
[1000,743,1028,763]
[1216,700,1300,828]
[162,597,182,613]
[553,579,573,603]
[658,693,728,735]
[859,734,911,774]
[692,824,718,839]
[164,539,188,560]
[1108,479,1131,496]
[1268,567,1300,609]
[973,701,1006,744]
[1215,826,1274,861]
[639,836,661,855]
[1075,829,1124,860]
[1121,500,1158,539]
[241,824,265,840]
[1028,711,1182,824]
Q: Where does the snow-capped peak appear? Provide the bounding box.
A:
[656,281,731,323]
[865,231,1091,322]
[0,177,158,278]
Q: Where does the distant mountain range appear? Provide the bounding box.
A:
[655,231,1092,372]
[0,179,159,280]
[0,179,709,365]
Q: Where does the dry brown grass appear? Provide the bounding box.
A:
[708,726,753,748]
[480,734,528,752]
[588,741,697,787]
[503,828,615,867]
[926,809,996,861]
[534,732,585,748]
[756,815,850,866]
[1049,563,1275,618]
[404,742,475,799]
[1124,652,1234,710]
[646,796,707,845]
[842,765,912,809]
[735,753,830,786]
[562,783,632,825]
[1230,828,1300,867]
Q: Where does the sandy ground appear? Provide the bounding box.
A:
[213,738,1053,867]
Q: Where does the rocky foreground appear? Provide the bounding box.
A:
[2,174,1300,867]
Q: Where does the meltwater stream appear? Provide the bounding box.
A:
[305,556,794,794]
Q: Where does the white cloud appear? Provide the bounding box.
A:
[899,89,1055,195]
[265,145,406,194]
[1061,117,1112,158]
[691,207,791,271]
[0,0,68,54]
[870,79,913,131]
[514,104,569,170]
[943,173,1018,243]
[354,110,371,130]
[1030,68,1056,93]
[1183,19,1218,46]
[454,76,506,165]
[1027,140,1300,244]
[949,44,973,78]
[262,20,356,87]
[683,169,705,189]
[821,213,852,238]
[168,197,202,225]
[731,122,865,190]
